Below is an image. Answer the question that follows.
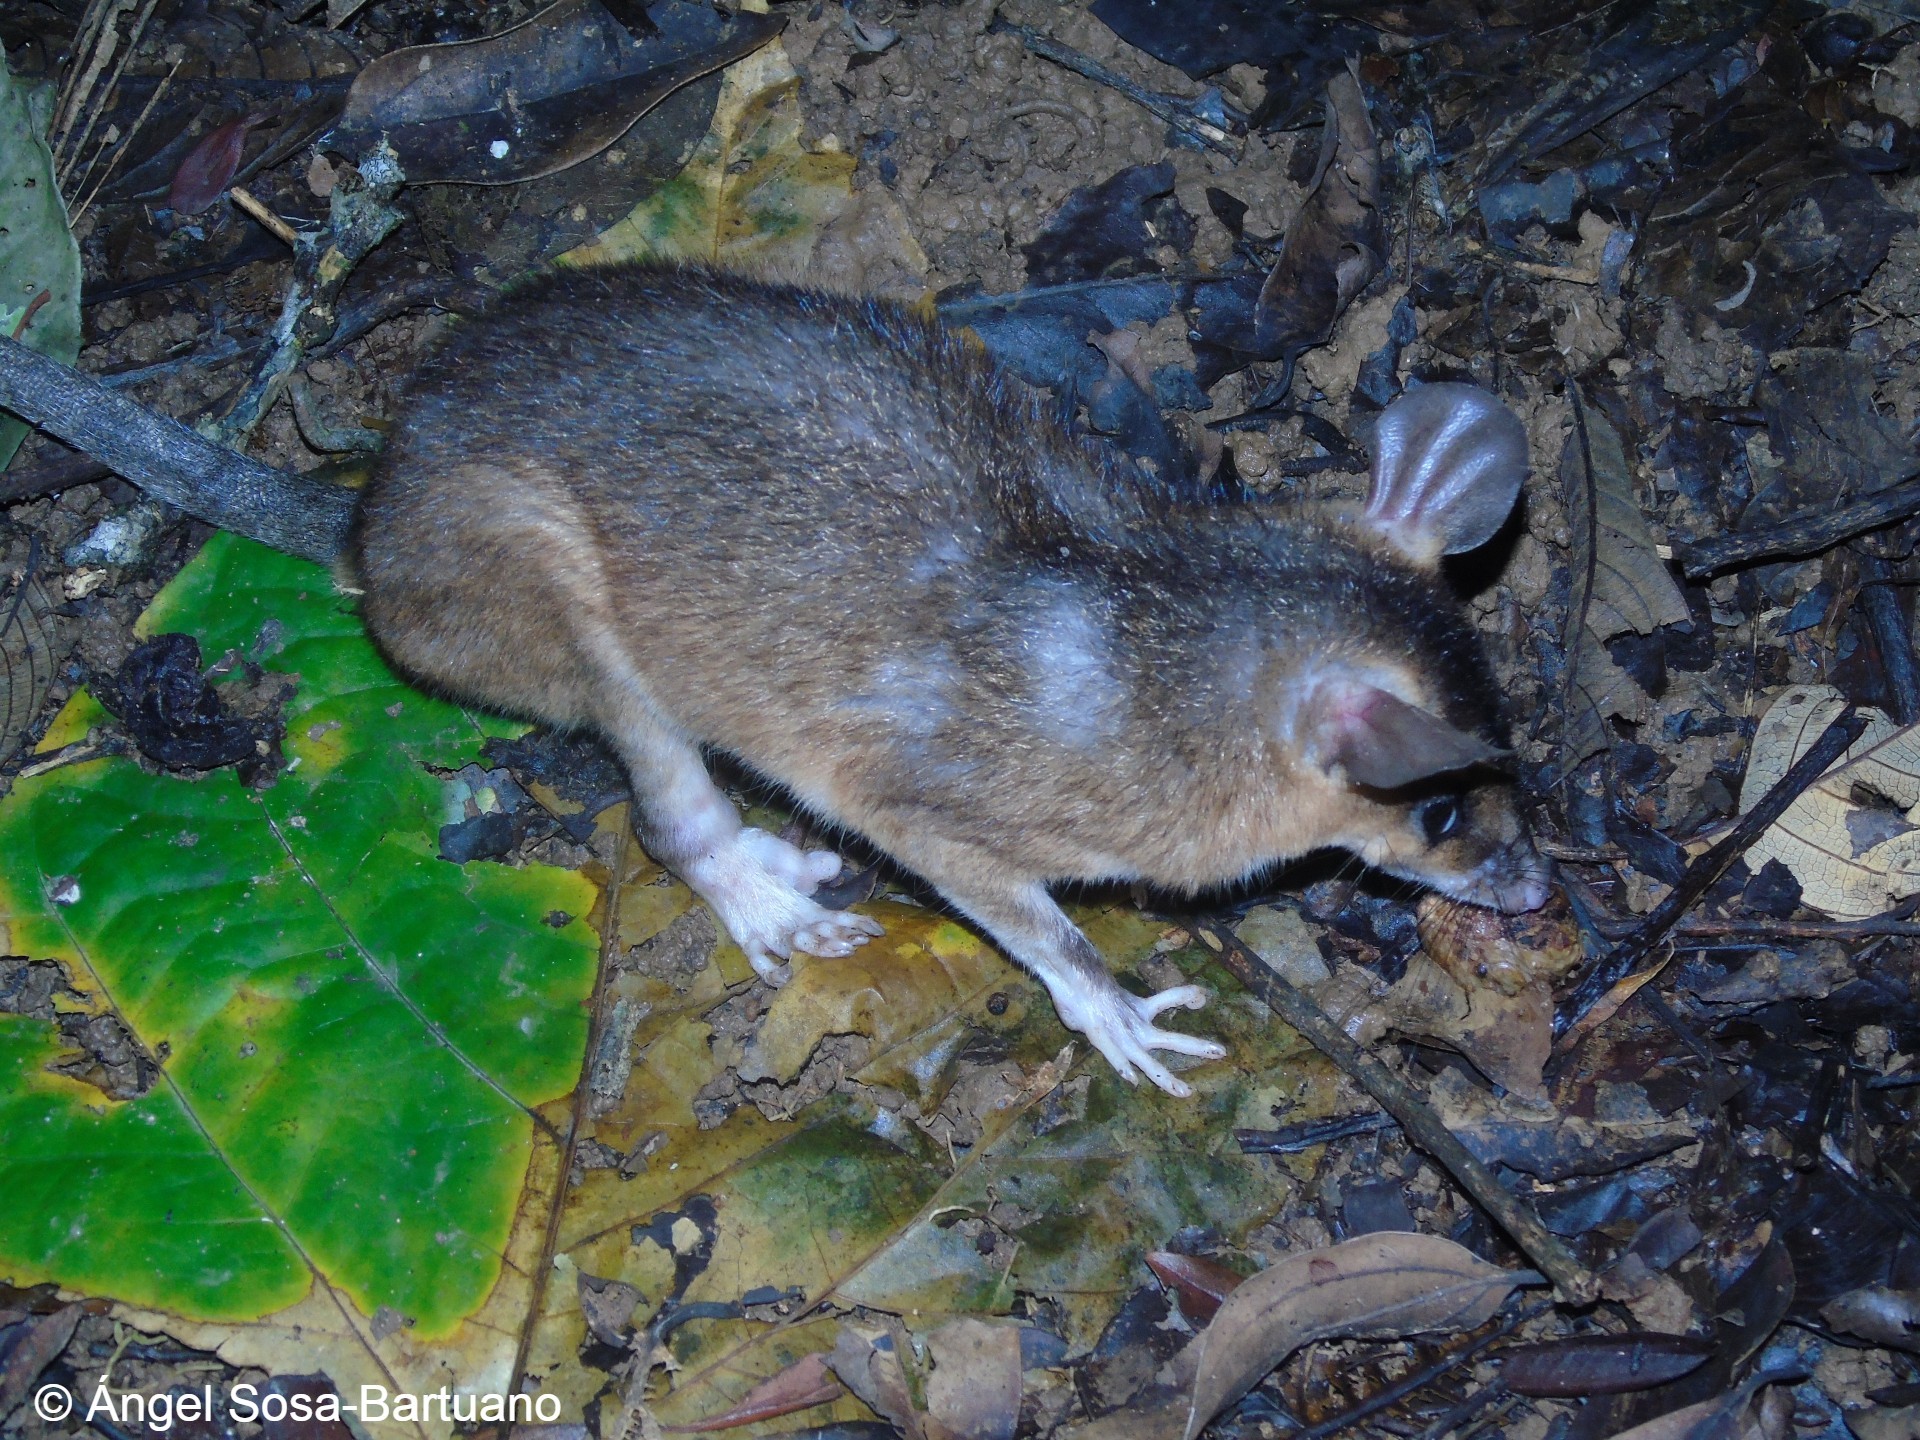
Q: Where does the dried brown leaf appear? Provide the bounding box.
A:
[1252,65,1380,363]
[0,1302,82,1422]
[925,1319,1022,1440]
[1183,1233,1533,1439]
[661,1352,843,1432]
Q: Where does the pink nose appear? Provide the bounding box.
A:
[1492,848,1553,913]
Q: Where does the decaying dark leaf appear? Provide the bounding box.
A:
[1642,64,1912,352]
[1146,1251,1245,1326]
[325,0,783,185]
[256,1375,354,1440]
[0,1301,82,1422]
[92,633,285,775]
[1087,0,1369,129]
[1471,0,1769,184]
[1447,1113,1699,1182]
[1022,163,1193,287]
[1497,1332,1713,1396]
[1182,1233,1535,1439]
[1747,350,1917,525]
[940,277,1182,409]
[168,112,266,215]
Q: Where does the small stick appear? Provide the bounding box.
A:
[1676,472,1920,577]
[1552,708,1867,1043]
[1195,919,1597,1304]
[0,451,112,504]
[228,185,301,248]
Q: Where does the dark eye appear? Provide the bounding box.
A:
[1417,796,1463,846]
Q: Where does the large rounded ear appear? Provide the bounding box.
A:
[1304,679,1507,789]
[1365,382,1529,564]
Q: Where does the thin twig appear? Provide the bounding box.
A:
[229,185,301,247]
[72,57,179,226]
[1676,471,1920,577]
[1672,916,1920,940]
[1195,918,1597,1303]
[986,17,1245,157]
[1552,708,1868,1045]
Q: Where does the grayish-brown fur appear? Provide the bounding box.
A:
[355,264,1547,1095]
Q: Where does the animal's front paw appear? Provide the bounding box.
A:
[682,827,884,983]
[1050,978,1227,1097]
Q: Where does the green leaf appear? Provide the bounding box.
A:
[0,534,599,1335]
[0,59,82,471]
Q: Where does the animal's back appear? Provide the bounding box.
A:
[356,267,1152,734]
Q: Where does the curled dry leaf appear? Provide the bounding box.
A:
[1182,1232,1537,1440]
[1252,65,1381,364]
[1496,1331,1713,1396]
[829,1322,925,1440]
[0,1301,83,1421]
[1821,1283,1920,1352]
[1738,684,1920,919]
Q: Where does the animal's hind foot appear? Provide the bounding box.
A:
[681,826,883,983]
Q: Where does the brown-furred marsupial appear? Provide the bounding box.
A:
[353,264,1549,1095]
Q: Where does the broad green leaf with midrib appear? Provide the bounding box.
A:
[0,534,598,1334]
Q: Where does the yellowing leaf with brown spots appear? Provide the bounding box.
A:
[561,34,854,276]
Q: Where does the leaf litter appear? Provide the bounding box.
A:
[5,0,1920,1438]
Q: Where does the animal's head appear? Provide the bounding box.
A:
[1288,383,1550,913]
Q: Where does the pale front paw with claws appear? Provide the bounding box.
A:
[1049,977,1227,1097]
[682,827,884,984]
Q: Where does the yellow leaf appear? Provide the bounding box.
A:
[562,39,854,275]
